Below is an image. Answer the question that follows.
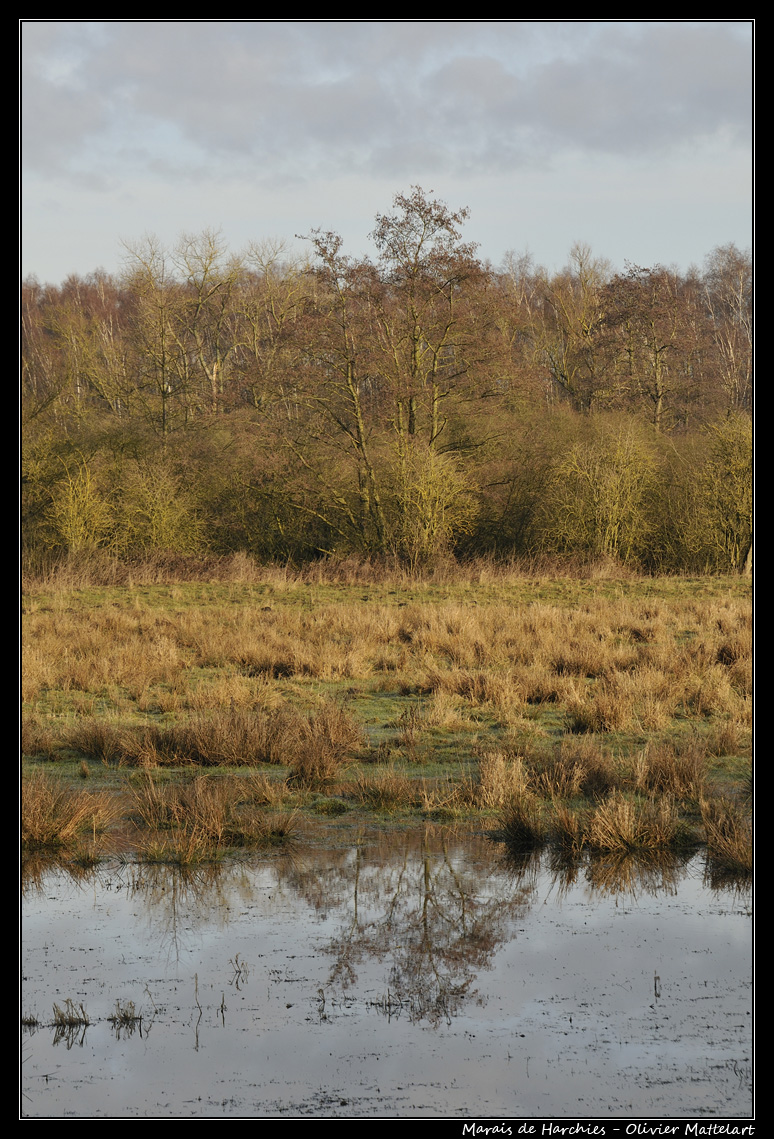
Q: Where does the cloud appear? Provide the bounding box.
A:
[22,21,751,184]
[20,21,752,283]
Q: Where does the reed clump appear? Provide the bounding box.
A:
[52,999,89,1027]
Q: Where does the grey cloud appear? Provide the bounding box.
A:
[22,21,751,184]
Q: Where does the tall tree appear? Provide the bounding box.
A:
[533,243,611,412]
[369,187,482,448]
[293,229,387,552]
[703,244,753,414]
[174,229,243,415]
[121,236,192,437]
[604,264,693,431]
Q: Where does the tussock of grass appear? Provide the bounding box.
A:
[240,770,290,807]
[22,772,119,849]
[497,795,546,850]
[417,775,466,819]
[288,704,364,788]
[565,680,636,734]
[21,716,62,761]
[137,830,220,865]
[588,791,684,852]
[700,795,752,875]
[352,769,415,813]
[557,737,619,797]
[706,719,750,758]
[67,720,126,765]
[224,807,299,848]
[634,739,707,799]
[475,751,530,809]
[128,771,298,859]
[551,804,589,852]
[119,707,299,767]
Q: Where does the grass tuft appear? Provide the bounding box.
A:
[700,795,752,875]
[288,704,364,788]
[497,795,546,850]
[588,791,684,851]
[22,772,119,849]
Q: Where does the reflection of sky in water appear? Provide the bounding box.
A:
[22,837,751,1118]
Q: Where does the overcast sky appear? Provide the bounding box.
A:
[21,20,753,285]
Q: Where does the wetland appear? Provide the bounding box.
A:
[21,567,753,1118]
[22,833,752,1118]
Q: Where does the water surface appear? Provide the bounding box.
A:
[21,828,752,1118]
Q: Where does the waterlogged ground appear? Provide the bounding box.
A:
[21,829,752,1119]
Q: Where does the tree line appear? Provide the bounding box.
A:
[22,188,752,573]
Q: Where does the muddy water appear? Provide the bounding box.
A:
[21,829,752,1119]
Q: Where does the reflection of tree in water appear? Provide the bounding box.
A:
[283,826,536,1027]
[117,861,258,964]
[23,838,751,1026]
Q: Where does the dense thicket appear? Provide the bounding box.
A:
[21,189,752,574]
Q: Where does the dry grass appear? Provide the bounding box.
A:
[633,739,707,799]
[22,772,120,849]
[550,803,589,852]
[557,737,620,797]
[706,718,750,758]
[21,573,751,862]
[287,704,364,788]
[129,772,298,860]
[497,795,546,849]
[565,679,637,734]
[352,768,416,812]
[136,829,222,865]
[109,1001,142,1030]
[587,791,683,852]
[67,719,126,765]
[416,775,467,818]
[21,716,62,760]
[116,707,299,768]
[700,795,752,875]
[52,999,89,1027]
[475,751,530,809]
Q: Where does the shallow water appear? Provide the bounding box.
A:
[21,829,752,1119]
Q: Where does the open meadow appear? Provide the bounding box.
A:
[21,559,752,877]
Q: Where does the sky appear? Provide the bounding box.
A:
[21,20,753,285]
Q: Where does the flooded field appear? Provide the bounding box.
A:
[21,828,752,1119]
